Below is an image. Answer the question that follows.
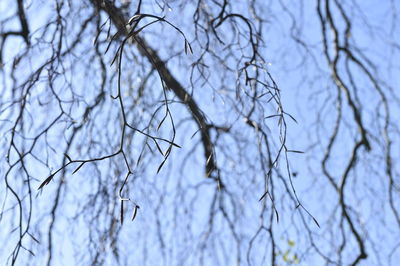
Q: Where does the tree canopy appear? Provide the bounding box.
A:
[1,0,399,265]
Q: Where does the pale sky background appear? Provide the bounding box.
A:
[1,0,399,265]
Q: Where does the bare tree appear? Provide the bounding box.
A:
[0,0,399,265]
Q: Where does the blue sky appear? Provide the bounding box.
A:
[1,0,399,265]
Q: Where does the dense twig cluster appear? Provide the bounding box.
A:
[0,0,399,265]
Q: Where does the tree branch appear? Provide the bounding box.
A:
[91,0,217,177]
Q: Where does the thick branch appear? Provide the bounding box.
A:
[91,0,217,176]
[16,0,30,45]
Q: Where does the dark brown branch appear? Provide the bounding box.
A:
[91,0,217,177]
[16,0,30,45]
